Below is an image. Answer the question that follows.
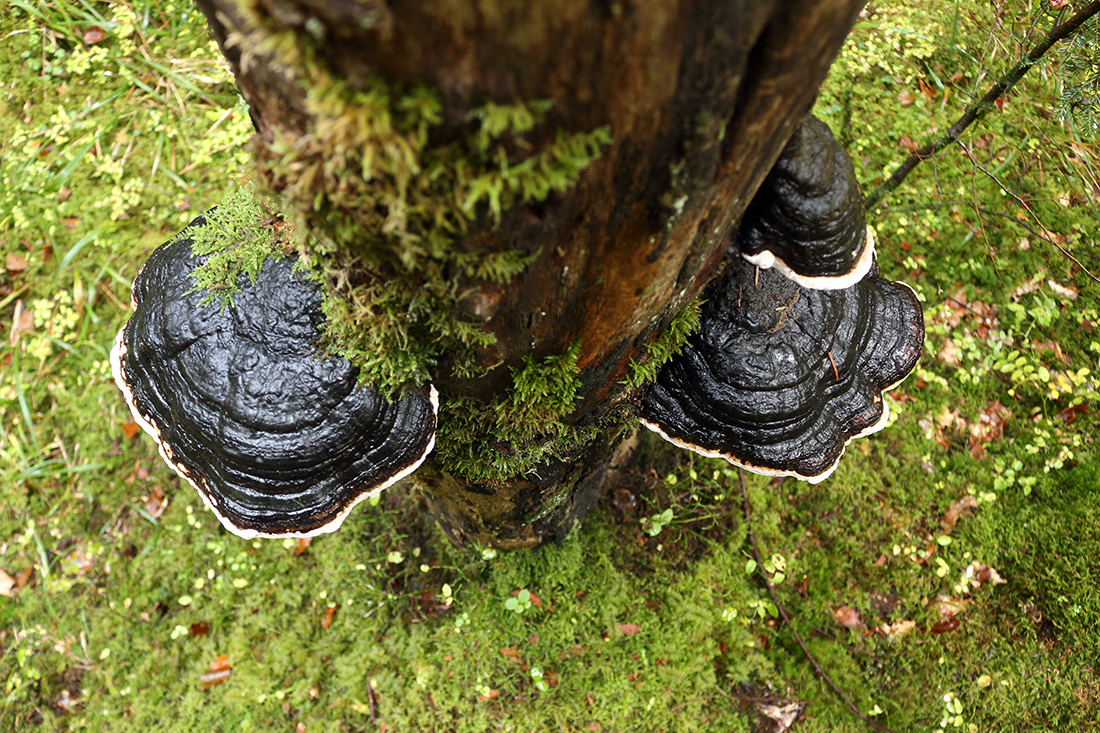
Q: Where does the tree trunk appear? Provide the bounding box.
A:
[195,0,865,547]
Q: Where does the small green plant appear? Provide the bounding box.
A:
[642,508,674,537]
[746,598,779,620]
[762,553,786,584]
[625,299,702,388]
[504,588,533,614]
[938,691,966,730]
[529,667,549,692]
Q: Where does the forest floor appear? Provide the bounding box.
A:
[2,2,1099,731]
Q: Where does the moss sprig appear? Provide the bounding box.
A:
[625,299,703,388]
[185,185,293,307]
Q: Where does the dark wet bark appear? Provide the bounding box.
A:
[195,0,865,547]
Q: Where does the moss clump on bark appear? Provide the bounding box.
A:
[434,342,602,482]
[212,0,611,396]
[625,299,703,388]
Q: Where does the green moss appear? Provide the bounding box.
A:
[625,299,703,389]
[435,342,601,482]
[185,185,294,307]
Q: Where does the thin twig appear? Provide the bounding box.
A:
[958,142,1100,284]
[738,468,893,733]
[865,1,1100,209]
[365,674,377,723]
[956,143,1006,286]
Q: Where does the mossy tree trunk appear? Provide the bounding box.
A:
[195,0,864,548]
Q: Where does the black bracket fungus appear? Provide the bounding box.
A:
[639,256,923,483]
[737,114,875,290]
[110,214,438,539]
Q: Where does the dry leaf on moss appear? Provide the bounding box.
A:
[834,606,864,629]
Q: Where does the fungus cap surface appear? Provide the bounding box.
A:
[738,115,873,290]
[640,257,924,482]
[111,216,438,538]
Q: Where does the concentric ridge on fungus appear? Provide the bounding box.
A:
[738,115,875,290]
[110,215,438,539]
[640,257,924,483]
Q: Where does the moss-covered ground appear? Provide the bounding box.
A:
[2,1,1099,731]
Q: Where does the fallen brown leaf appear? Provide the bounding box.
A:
[941,495,979,534]
[938,338,960,367]
[9,300,34,346]
[617,623,642,636]
[200,655,231,690]
[921,408,967,450]
[499,647,521,663]
[897,90,916,107]
[938,597,969,617]
[199,668,230,690]
[83,26,106,45]
[930,616,960,634]
[0,569,14,597]
[295,537,312,556]
[1041,229,1067,245]
[120,420,141,439]
[14,567,34,592]
[1031,339,1069,364]
[919,77,937,101]
[1048,280,1079,301]
[969,400,1011,460]
[834,606,864,629]
[960,561,1005,591]
[143,487,167,519]
[5,253,27,274]
[557,645,587,661]
[880,619,917,641]
[1055,404,1088,425]
[322,603,338,629]
[757,701,805,733]
[936,407,964,430]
